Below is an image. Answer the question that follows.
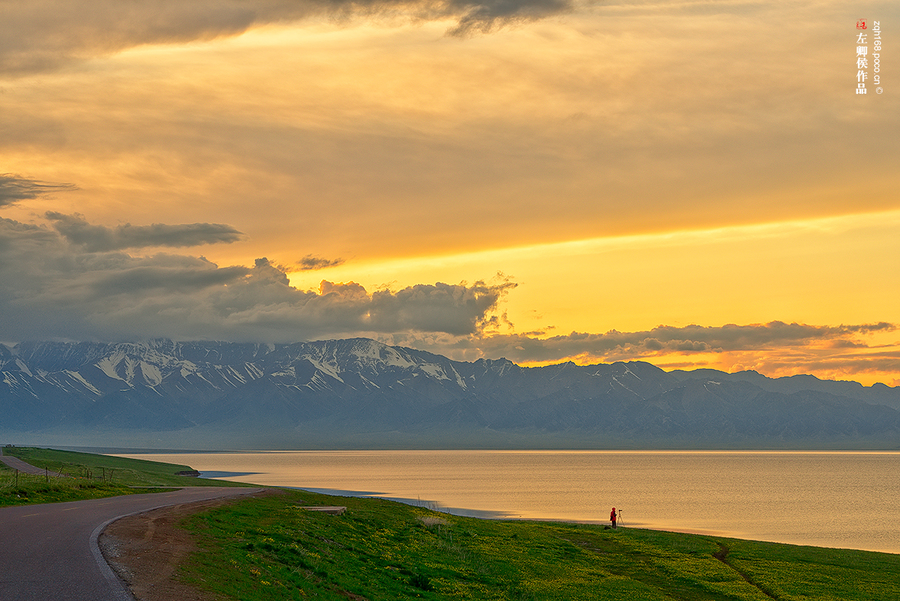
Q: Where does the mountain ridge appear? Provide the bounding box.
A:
[2,338,898,449]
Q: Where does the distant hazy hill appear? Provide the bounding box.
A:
[2,338,899,449]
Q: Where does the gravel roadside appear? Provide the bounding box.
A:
[100,489,279,601]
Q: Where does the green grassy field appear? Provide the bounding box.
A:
[0,445,249,506]
[182,489,900,601]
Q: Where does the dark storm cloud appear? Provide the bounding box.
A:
[213,273,515,338]
[1,0,575,76]
[45,212,245,251]
[298,254,345,270]
[90,264,250,295]
[368,280,517,335]
[0,218,513,342]
[0,174,77,207]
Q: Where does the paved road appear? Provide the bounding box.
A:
[0,453,63,477]
[0,487,263,601]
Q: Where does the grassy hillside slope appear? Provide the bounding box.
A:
[0,445,248,506]
[182,490,900,601]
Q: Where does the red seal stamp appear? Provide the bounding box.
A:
[857,19,867,30]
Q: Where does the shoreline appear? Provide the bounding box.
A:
[223,481,900,556]
[111,449,900,556]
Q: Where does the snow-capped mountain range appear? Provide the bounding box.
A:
[2,338,899,449]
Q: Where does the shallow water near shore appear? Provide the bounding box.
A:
[117,450,900,554]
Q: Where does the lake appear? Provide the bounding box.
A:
[117,450,900,554]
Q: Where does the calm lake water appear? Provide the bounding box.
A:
[118,450,900,554]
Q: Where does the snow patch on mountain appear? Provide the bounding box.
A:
[2,372,29,393]
[622,364,642,380]
[450,365,467,389]
[64,370,102,395]
[96,351,126,381]
[273,366,296,378]
[420,363,450,381]
[140,362,163,386]
[304,356,344,383]
[349,339,384,362]
[226,366,247,384]
[123,357,138,384]
[180,361,199,378]
[348,339,416,370]
[611,375,638,397]
[15,359,33,377]
[194,372,219,389]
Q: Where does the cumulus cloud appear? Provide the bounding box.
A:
[367,279,516,335]
[0,217,514,342]
[298,254,345,271]
[0,0,575,75]
[2,209,896,383]
[45,212,245,251]
[0,174,77,207]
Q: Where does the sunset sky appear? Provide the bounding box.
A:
[2,0,898,385]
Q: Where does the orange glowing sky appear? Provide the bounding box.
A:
[1,1,898,385]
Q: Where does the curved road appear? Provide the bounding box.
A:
[0,486,263,601]
[0,453,62,476]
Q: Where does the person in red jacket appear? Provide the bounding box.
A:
[610,507,617,528]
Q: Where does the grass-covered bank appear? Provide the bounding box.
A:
[0,445,249,506]
[182,489,900,601]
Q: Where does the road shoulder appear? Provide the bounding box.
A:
[100,489,278,601]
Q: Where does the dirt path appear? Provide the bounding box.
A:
[100,489,280,601]
[713,543,779,600]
